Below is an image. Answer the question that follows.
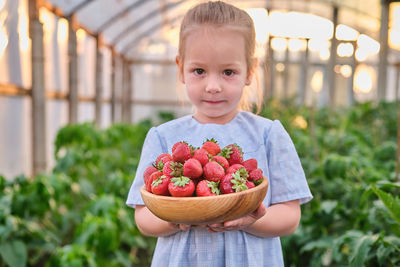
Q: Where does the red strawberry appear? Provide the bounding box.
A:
[202,138,221,156]
[168,176,195,197]
[243,158,258,173]
[155,153,173,170]
[203,161,225,182]
[246,181,255,189]
[172,141,196,153]
[162,161,183,177]
[172,142,192,163]
[151,175,171,195]
[219,173,235,194]
[192,148,210,166]
[249,168,264,186]
[143,165,158,183]
[183,158,203,179]
[220,169,249,194]
[211,155,229,171]
[172,141,185,153]
[196,180,220,196]
[146,171,162,192]
[220,143,243,165]
[227,164,245,174]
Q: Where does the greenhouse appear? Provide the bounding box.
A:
[1,0,400,266]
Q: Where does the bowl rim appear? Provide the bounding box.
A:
[140,176,268,201]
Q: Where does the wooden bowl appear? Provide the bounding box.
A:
[140,177,269,225]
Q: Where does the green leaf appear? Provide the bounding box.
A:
[300,236,334,253]
[371,185,400,225]
[171,176,190,187]
[132,235,149,248]
[382,235,400,253]
[321,200,338,214]
[206,181,220,195]
[51,244,97,267]
[231,171,248,192]
[152,175,167,187]
[0,240,27,267]
[113,250,132,267]
[375,180,400,190]
[377,243,392,266]
[332,230,362,261]
[204,138,218,144]
[350,234,378,267]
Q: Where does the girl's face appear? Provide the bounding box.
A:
[178,26,252,124]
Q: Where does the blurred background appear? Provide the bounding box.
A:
[1,1,400,266]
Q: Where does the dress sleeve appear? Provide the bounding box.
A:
[126,127,166,208]
[266,120,312,205]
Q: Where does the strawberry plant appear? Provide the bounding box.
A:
[1,120,156,267]
[260,99,400,266]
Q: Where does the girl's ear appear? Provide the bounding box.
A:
[245,58,258,85]
[176,56,185,84]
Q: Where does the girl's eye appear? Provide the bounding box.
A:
[194,69,205,75]
[223,69,234,76]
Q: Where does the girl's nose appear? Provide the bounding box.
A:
[205,76,222,93]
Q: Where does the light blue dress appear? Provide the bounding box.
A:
[126,111,312,267]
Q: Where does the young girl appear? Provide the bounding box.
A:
[126,1,312,266]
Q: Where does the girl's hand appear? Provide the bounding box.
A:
[168,222,190,231]
[206,203,267,233]
[168,223,207,231]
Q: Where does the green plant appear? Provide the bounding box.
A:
[1,120,157,267]
[2,101,400,266]
[260,100,400,266]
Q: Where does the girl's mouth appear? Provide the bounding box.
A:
[203,100,225,105]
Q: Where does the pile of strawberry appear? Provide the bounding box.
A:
[143,139,264,197]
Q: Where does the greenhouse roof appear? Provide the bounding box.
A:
[40,0,384,58]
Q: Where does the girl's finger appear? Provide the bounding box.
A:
[208,223,223,228]
[206,224,221,232]
[179,224,191,231]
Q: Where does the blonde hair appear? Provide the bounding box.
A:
[177,1,263,113]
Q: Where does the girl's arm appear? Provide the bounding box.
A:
[135,205,191,237]
[136,199,300,238]
[244,199,300,237]
[207,199,301,238]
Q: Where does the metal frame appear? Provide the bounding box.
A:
[36,0,384,57]
[95,0,147,33]
[109,0,187,46]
